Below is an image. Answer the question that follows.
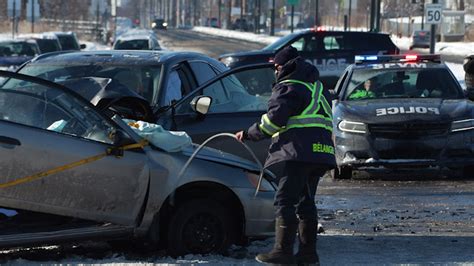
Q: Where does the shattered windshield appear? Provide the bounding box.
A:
[19,64,161,103]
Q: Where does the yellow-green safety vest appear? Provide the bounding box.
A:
[259,79,333,137]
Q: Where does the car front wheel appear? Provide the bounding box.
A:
[167,199,235,257]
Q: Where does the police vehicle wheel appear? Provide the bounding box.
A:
[332,166,352,179]
[167,199,235,257]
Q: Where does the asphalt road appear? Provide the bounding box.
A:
[157,28,265,58]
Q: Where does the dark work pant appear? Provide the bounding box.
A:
[274,161,328,222]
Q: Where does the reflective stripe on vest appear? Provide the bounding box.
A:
[259,113,283,136]
[278,79,333,135]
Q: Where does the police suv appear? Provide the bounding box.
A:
[219,29,399,89]
[332,54,474,179]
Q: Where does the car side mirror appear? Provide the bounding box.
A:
[190,96,212,115]
[80,43,87,50]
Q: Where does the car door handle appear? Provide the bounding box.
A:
[0,136,21,146]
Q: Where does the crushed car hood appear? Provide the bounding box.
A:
[336,98,474,123]
[57,77,154,122]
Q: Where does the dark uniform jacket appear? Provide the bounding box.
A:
[245,57,336,168]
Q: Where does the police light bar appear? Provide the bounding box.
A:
[311,26,326,32]
[355,54,441,64]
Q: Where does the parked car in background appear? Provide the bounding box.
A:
[152,18,168,30]
[219,29,400,89]
[409,30,431,50]
[18,33,62,53]
[205,17,220,28]
[331,54,471,179]
[113,33,161,50]
[231,18,253,32]
[0,70,275,256]
[44,31,85,51]
[0,39,40,72]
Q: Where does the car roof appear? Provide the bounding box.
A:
[116,34,155,41]
[290,29,391,36]
[28,50,220,66]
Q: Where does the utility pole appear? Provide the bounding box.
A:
[421,0,425,30]
[429,0,438,54]
[375,0,381,32]
[96,0,100,42]
[240,0,244,31]
[31,0,35,33]
[227,0,232,29]
[290,4,294,33]
[348,0,352,30]
[369,0,376,31]
[315,0,319,26]
[218,0,222,28]
[270,0,275,35]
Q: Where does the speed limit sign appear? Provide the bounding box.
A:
[425,4,443,24]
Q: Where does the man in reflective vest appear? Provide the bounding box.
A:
[236,46,336,265]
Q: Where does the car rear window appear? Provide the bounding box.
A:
[36,39,61,53]
[114,40,150,50]
[57,35,80,51]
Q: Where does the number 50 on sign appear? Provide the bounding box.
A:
[425,4,443,24]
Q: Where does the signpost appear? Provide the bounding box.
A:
[27,0,41,33]
[7,0,21,38]
[425,3,442,24]
[287,0,299,33]
[425,2,442,54]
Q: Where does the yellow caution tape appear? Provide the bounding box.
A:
[0,139,148,189]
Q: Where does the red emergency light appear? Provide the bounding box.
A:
[405,54,418,61]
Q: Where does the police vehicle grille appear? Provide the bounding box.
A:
[368,122,450,138]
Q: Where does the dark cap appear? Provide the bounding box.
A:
[273,46,298,65]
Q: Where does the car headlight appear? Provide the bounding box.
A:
[162,22,168,27]
[338,120,367,134]
[451,119,474,132]
[220,56,240,66]
[246,172,276,192]
[151,22,157,27]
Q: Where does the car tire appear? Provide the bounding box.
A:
[331,166,352,179]
[167,199,235,257]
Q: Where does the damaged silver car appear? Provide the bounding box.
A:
[0,71,275,256]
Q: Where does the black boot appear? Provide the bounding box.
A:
[256,217,297,265]
[295,219,319,265]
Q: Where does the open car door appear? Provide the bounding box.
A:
[0,71,149,226]
[156,63,275,165]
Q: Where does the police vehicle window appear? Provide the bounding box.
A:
[289,36,305,51]
[323,36,340,51]
[303,36,319,52]
[0,77,115,144]
[345,68,463,100]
